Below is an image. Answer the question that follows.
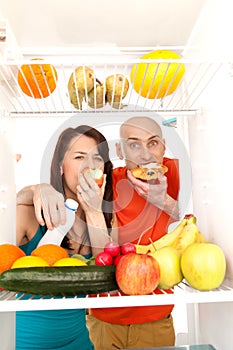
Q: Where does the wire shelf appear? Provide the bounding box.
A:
[0,54,229,118]
[1,279,233,312]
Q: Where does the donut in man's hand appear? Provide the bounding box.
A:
[130,163,168,181]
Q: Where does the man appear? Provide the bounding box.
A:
[87,116,180,349]
[115,116,179,244]
[17,116,180,349]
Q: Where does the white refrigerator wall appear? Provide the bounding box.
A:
[0,114,16,243]
[184,1,233,348]
[187,74,233,349]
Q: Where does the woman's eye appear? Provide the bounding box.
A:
[75,155,85,160]
[94,156,104,162]
[129,142,140,149]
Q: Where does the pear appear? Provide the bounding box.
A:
[68,87,85,110]
[105,74,129,109]
[87,83,106,109]
[68,66,95,109]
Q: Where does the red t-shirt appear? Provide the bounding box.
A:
[90,158,180,324]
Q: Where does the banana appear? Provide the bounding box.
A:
[135,243,152,255]
[171,215,199,253]
[196,231,206,243]
[135,214,207,255]
[153,217,188,251]
[135,216,188,254]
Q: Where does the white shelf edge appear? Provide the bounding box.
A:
[1,280,233,312]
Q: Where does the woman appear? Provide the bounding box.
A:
[16,125,116,350]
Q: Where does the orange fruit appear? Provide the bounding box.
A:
[18,58,58,98]
[53,257,87,266]
[0,244,26,274]
[31,244,69,266]
[11,256,49,268]
[130,50,185,99]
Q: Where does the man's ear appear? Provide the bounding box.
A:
[115,142,124,160]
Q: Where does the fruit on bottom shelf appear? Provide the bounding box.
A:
[104,241,121,257]
[181,243,226,291]
[11,256,49,268]
[149,246,183,289]
[0,244,26,274]
[31,244,69,265]
[94,241,136,266]
[53,257,88,266]
[135,214,206,255]
[0,239,227,296]
[120,242,136,255]
[95,251,113,266]
[116,252,160,295]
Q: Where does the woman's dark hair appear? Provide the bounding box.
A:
[50,125,113,232]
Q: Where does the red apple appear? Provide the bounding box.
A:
[95,252,113,266]
[116,253,160,295]
[89,168,104,188]
[104,241,121,257]
[121,242,136,255]
[113,255,123,266]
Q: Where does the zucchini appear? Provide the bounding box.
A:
[0,265,118,296]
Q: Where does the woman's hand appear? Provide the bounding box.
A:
[76,172,110,254]
[77,172,106,213]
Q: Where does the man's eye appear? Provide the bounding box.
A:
[148,140,158,147]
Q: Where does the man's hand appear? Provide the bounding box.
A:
[127,170,179,220]
[127,170,167,206]
[17,184,66,230]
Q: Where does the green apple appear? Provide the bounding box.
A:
[149,246,183,289]
[181,243,226,291]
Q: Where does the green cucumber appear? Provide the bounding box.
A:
[0,265,118,296]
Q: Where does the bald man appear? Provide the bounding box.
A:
[88,116,180,349]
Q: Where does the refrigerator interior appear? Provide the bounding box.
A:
[0,0,233,349]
